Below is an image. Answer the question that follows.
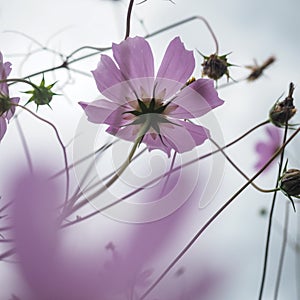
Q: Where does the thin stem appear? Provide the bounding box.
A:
[209,137,278,193]
[59,142,116,219]
[14,104,70,204]
[139,126,299,300]
[0,226,12,232]
[258,122,289,300]
[15,116,33,174]
[66,46,111,61]
[15,15,221,82]
[0,248,15,261]
[1,78,40,90]
[125,0,135,39]
[50,141,116,179]
[0,239,14,243]
[62,120,270,228]
[0,201,13,214]
[159,151,177,197]
[83,120,269,199]
[296,207,300,300]
[144,16,219,54]
[274,201,290,299]
[62,116,151,220]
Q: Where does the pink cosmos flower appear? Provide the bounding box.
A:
[80,37,224,156]
[254,125,282,172]
[10,165,226,300]
[0,51,19,141]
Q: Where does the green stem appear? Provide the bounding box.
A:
[62,116,151,220]
[209,137,279,193]
[0,78,40,90]
[61,119,270,229]
[140,125,300,300]
[258,121,289,300]
[13,104,70,205]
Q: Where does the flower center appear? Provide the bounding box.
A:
[0,94,12,116]
[126,98,169,117]
[123,98,173,137]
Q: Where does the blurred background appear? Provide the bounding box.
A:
[1,0,300,299]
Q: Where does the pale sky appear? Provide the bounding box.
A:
[1,0,300,299]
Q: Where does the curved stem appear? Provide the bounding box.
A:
[274,201,289,299]
[145,16,219,54]
[14,104,70,204]
[15,116,33,174]
[258,122,289,300]
[140,126,299,300]
[296,206,300,300]
[0,248,15,261]
[62,116,151,220]
[159,151,177,197]
[1,78,40,90]
[125,0,135,39]
[15,15,221,82]
[84,120,269,199]
[209,137,278,193]
[62,120,270,228]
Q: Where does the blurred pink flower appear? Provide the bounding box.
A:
[98,171,226,300]
[254,125,282,172]
[80,36,223,156]
[10,165,226,300]
[0,51,19,141]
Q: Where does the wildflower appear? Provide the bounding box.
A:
[10,165,226,300]
[254,125,281,172]
[80,37,224,156]
[198,52,232,81]
[0,51,19,141]
[24,75,57,109]
[269,82,296,127]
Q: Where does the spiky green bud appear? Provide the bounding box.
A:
[24,76,58,109]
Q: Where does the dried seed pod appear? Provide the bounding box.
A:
[280,169,300,197]
[246,56,275,81]
[269,82,297,127]
[198,51,233,81]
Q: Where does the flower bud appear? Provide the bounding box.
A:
[280,169,300,197]
[200,53,231,81]
[269,82,296,127]
[24,76,57,109]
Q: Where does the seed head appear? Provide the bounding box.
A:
[269,82,297,127]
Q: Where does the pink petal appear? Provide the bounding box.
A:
[106,123,173,156]
[12,168,60,300]
[112,36,154,80]
[79,99,123,125]
[157,37,194,84]
[143,132,173,157]
[6,97,20,121]
[92,54,125,94]
[154,37,195,101]
[254,125,281,172]
[168,79,224,119]
[159,120,210,153]
[0,117,7,141]
[106,122,139,142]
[0,52,12,95]
[266,125,281,145]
